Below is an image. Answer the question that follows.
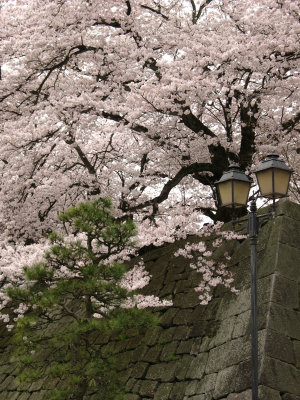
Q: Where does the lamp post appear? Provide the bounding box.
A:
[215,153,293,400]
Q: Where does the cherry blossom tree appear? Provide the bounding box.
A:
[0,0,299,245]
[0,1,299,302]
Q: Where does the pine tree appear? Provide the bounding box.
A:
[7,199,157,400]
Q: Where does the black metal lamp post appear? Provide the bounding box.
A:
[215,153,293,400]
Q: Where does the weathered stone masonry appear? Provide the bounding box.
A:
[0,200,299,399]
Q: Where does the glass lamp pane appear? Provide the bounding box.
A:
[274,169,291,197]
[218,180,233,207]
[256,169,273,197]
[233,181,251,206]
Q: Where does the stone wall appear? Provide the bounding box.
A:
[0,200,299,400]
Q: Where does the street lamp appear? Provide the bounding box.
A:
[215,153,293,400]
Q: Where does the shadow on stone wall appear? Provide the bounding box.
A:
[0,200,299,400]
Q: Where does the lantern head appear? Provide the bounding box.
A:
[216,164,252,208]
[254,153,293,200]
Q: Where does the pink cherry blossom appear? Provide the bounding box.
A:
[0,0,298,314]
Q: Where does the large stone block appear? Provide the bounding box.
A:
[29,378,45,392]
[124,394,140,400]
[132,379,142,395]
[173,309,195,325]
[139,380,158,397]
[166,269,189,283]
[1,375,18,391]
[195,373,217,394]
[125,377,137,392]
[276,244,300,282]
[230,385,284,400]
[227,238,251,265]
[0,373,8,385]
[190,395,212,400]
[123,336,144,351]
[191,338,202,355]
[43,377,60,390]
[160,308,179,327]
[227,390,251,400]
[146,361,177,382]
[268,302,300,340]
[260,356,300,394]
[4,392,20,400]
[200,299,220,321]
[209,317,236,348]
[263,329,296,365]
[169,381,189,400]
[120,366,133,383]
[233,330,266,392]
[174,355,193,381]
[233,259,251,288]
[131,345,148,363]
[233,359,251,393]
[30,392,48,400]
[176,339,195,355]
[173,291,201,309]
[145,275,165,295]
[175,278,193,293]
[258,386,281,400]
[173,325,190,341]
[205,337,250,374]
[158,327,176,344]
[199,336,214,352]
[142,246,172,263]
[213,364,238,399]
[153,383,173,400]
[277,216,300,248]
[160,341,179,362]
[131,362,149,379]
[17,393,31,400]
[232,310,251,338]
[261,242,300,282]
[281,395,300,400]
[186,353,208,379]
[271,273,299,309]
[167,259,187,275]
[160,281,176,297]
[216,290,251,320]
[184,380,198,397]
[143,326,162,346]
[189,321,209,338]
[276,200,300,221]
[143,345,163,363]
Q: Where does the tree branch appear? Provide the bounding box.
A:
[282,111,300,133]
[127,162,214,213]
[239,100,259,170]
[181,110,216,138]
[190,0,214,23]
[140,4,169,20]
[65,133,97,175]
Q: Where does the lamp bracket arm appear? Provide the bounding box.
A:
[248,189,260,202]
[232,216,248,227]
[257,212,272,221]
